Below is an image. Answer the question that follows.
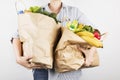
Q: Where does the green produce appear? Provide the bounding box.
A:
[29,6,42,13]
[74,24,84,33]
[49,13,58,23]
[82,25,94,33]
[67,20,78,32]
[28,6,59,23]
[66,20,103,48]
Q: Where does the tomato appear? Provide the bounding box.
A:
[93,31,101,40]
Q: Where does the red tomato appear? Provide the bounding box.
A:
[94,31,101,40]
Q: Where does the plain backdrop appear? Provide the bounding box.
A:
[0,0,120,80]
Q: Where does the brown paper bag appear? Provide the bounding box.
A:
[18,12,60,69]
[55,27,99,72]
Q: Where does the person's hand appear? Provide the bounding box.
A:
[16,56,42,69]
[78,46,97,66]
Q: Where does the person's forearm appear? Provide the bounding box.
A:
[12,38,23,59]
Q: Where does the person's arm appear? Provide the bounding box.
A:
[12,38,33,69]
[11,32,42,69]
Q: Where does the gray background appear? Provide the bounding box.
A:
[0,0,120,80]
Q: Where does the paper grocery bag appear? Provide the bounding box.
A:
[18,12,60,69]
[55,27,99,72]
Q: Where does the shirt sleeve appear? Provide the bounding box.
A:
[76,8,98,28]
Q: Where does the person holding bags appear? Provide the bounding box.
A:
[11,0,98,80]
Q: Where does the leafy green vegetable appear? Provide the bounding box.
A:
[29,6,42,13]
[29,6,59,23]
[82,25,94,33]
